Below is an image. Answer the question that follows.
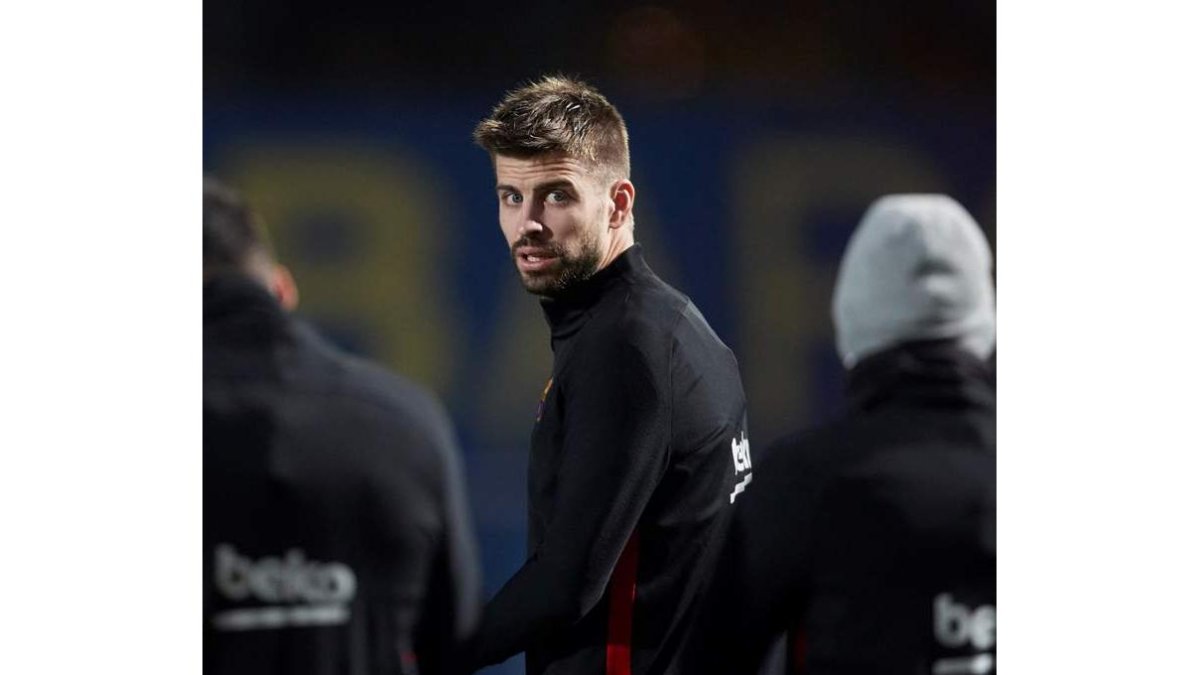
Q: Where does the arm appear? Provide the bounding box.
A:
[470,335,670,667]
[682,440,816,675]
[415,404,483,674]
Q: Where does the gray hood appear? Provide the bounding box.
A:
[832,194,995,368]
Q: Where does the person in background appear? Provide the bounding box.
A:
[467,75,750,675]
[203,177,480,674]
[686,194,996,675]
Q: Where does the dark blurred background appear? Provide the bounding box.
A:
[204,3,994,672]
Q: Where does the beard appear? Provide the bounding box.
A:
[511,230,603,298]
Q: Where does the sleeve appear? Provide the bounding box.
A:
[680,440,816,675]
[414,403,483,675]
[469,333,671,668]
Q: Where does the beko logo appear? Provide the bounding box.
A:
[216,544,357,603]
[729,431,753,503]
[932,593,996,674]
[211,544,357,631]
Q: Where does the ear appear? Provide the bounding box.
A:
[270,264,299,311]
[609,179,635,230]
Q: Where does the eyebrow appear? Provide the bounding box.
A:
[495,179,577,194]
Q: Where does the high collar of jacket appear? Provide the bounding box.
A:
[203,273,291,345]
[539,244,647,345]
[846,339,995,414]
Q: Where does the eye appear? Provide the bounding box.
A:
[502,192,523,205]
[546,190,570,204]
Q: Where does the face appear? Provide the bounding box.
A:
[493,153,616,297]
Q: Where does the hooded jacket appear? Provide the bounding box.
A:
[685,194,996,675]
[204,275,480,675]
[686,341,996,675]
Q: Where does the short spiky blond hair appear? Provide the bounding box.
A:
[473,75,631,179]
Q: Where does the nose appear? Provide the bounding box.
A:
[517,204,546,238]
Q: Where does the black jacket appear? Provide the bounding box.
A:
[686,341,996,675]
[471,245,750,675]
[204,275,481,675]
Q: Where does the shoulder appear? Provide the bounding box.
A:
[619,273,690,333]
[324,350,466,502]
[570,285,676,368]
[294,324,459,451]
[600,272,716,351]
[347,356,454,439]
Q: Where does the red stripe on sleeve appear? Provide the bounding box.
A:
[790,627,808,675]
[606,529,641,675]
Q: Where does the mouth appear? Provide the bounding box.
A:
[515,247,560,274]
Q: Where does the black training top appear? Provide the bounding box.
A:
[204,275,481,675]
[470,245,750,675]
[684,341,996,675]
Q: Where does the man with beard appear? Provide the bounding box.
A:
[203,178,480,675]
[467,76,750,675]
[684,194,997,675]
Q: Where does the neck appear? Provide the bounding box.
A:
[595,230,635,273]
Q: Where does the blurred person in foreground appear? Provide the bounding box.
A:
[203,177,481,674]
[466,75,750,675]
[685,194,996,674]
